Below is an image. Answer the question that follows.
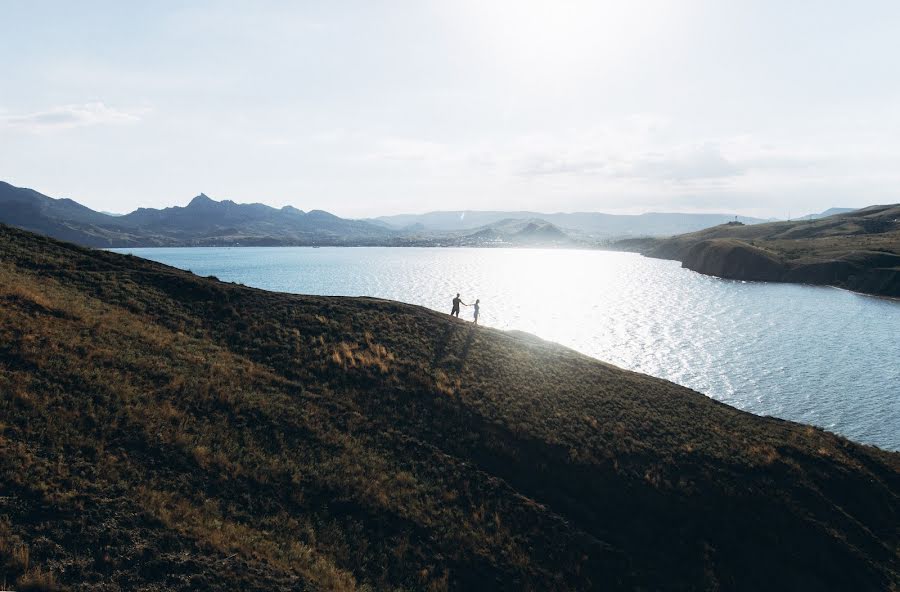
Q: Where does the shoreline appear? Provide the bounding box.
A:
[105,243,900,451]
[660,253,900,303]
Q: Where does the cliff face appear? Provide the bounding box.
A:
[638,205,900,297]
[682,239,785,282]
[1,225,899,591]
[679,240,900,297]
[846,266,900,296]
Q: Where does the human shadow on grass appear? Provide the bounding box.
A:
[432,321,478,372]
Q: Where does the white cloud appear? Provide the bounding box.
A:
[365,137,453,163]
[619,144,745,181]
[1,102,142,132]
[512,141,745,182]
[516,156,608,177]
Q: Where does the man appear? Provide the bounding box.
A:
[450,293,467,317]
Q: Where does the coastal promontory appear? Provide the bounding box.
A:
[630,205,900,297]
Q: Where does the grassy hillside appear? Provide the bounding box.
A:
[0,225,898,591]
[634,205,900,297]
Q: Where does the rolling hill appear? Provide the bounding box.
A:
[0,224,897,590]
[800,207,856,220]
[447,218,573,246]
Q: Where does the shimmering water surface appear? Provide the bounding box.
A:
[113,247,900,450]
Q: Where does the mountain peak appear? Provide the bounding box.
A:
[307,209,340,220]
[188,193,215,207]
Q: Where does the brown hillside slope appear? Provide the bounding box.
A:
[637,205,900,297]
[0,225,898,591]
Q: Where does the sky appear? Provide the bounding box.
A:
[2,1,900,218]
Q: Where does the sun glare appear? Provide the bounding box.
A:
[453,0,679,80]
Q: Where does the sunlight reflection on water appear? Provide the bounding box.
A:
[113,246,900,450]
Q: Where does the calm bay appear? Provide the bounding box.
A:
[112,246,900,450]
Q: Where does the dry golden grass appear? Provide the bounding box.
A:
[137,487,360,591]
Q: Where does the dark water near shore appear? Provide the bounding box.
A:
[113,246,900,450]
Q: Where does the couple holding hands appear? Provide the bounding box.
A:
[450,293,480,325]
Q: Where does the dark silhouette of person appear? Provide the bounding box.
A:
[451,293,467,317]
[472,299,480,324]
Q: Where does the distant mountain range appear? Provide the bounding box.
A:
[796,207,856,220]
[370,210,771,237]
[0,180,855,248]
[0,181,391,247]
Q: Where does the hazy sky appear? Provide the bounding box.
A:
[2,1,900,218]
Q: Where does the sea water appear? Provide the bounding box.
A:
[112,246,900,451]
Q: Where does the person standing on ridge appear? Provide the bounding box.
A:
[472,299,480,325]
[450,293,467,317]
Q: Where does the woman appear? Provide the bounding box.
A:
[472,299,480,325]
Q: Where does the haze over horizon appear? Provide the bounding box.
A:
[2,1,899,218]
